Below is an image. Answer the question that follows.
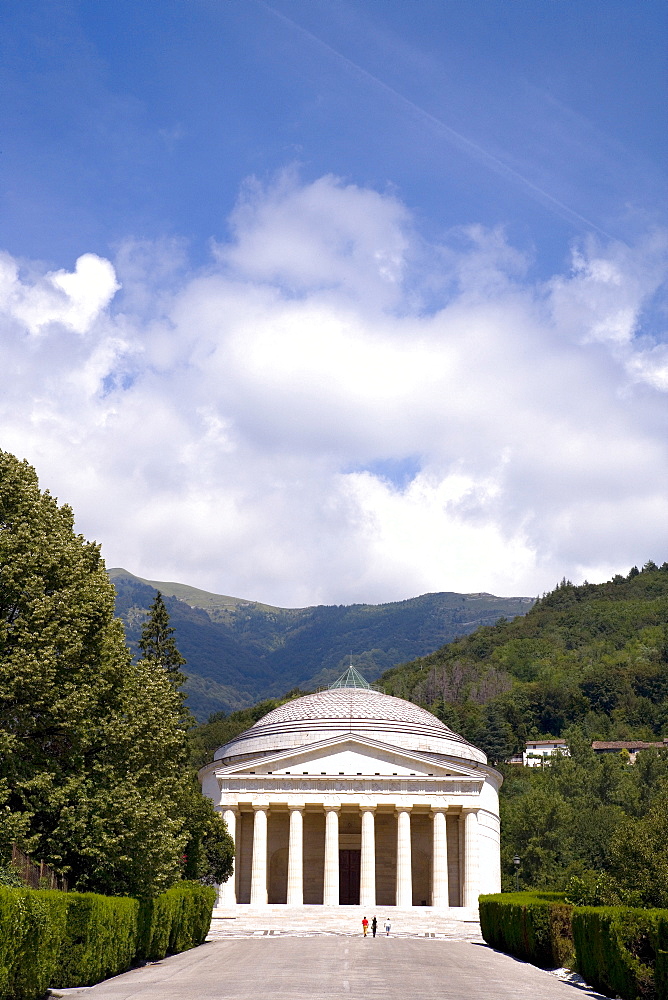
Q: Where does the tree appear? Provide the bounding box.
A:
[0,450,230,896]
[138,591,186,686]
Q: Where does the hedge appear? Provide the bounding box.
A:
[571,906,668,1000]
[0,881,216,1000]
[0,887,69,1000]
[138,882,216,960]
[478,892,574,968]
[480,893,668,1000]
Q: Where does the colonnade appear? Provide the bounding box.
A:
[219,803,480,908]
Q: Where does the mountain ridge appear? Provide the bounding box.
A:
[109,567,534,721]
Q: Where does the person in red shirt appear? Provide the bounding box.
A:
[362,916,369,937]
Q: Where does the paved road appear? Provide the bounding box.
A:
[52,938,608,1000]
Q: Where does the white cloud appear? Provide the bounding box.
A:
[0,252,119,336]
[0,174,666,605]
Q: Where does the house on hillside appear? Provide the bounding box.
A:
[513,737,668,767]
[591,739,668,763]
[523,739,569,767]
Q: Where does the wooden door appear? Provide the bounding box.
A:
[339,849,361,905]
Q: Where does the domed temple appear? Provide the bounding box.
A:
[199,668,502,909]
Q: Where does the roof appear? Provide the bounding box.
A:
[592,740,667,751]
[255,688,452,729]
[214,686,487,766]
[526,739,567,747]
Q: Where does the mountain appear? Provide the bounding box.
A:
[378,561,668,761]
[108,568,534,721]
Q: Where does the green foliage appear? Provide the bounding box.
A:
[499,745,668,905]
[572,906,668,1000]
[0,863,24,888]
[139,591,187,686]
[0,886,68,1000]
[112,568,534,720]
[608,785,668,909]
[379,565,668,751]
[181,780,234,885]
[0,451,210,897]
[137,882,216,961]
[51,892,139,988]
[481,895,668,999]
[478,892,574,968]
[565,870,626,907]
[0,882,215,1000]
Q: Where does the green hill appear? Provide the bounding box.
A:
[108,568,534,721]
[378,561,668,761]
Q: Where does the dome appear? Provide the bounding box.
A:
[214,687,486,765]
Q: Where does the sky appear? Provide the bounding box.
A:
[1,0,667,607]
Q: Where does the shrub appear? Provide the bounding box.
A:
[479,892,574,968]
[0,887,69,1000]
[50,893,140,988]
[572,906,668,1000]
[138,882,215,960]
[0,881,215,1000]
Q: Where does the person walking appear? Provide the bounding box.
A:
[371,916,377,938]
[385,917,391,936]
[362,916,369,937]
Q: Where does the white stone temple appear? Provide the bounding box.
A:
[199,668,502,910]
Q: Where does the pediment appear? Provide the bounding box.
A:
[213,734,484,780]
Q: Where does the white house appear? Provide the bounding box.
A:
[523,738,569,767]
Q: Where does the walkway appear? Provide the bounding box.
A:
[51,937,606,1000]
[208,903,483,939]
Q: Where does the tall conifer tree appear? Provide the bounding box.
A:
[138,591,187,687]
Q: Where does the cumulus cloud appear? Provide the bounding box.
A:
[0,174,666,605]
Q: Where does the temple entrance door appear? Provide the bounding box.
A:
[339,849,361,904]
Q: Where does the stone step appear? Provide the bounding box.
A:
[208,905,482,941]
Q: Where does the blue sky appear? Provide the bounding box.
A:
[1,1,667,605]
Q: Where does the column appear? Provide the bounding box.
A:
[218,807,238,906]
[462,809,480,909]
[359,806,376,908]
[431,808,449,908]
[286,804,304,906]
[250,804,269,906]
[395,806,412,908]
[323,805,340,906]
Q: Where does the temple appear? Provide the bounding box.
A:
[198,669,502,909]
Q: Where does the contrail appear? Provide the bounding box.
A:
[260,1,617,242]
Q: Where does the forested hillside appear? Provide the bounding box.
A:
[110,568,533,720]
[379,563,668,762]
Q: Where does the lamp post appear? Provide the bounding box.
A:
[513,855,520,893]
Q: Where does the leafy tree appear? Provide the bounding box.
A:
[609,783,668,907]
[0,450,232,895]
[181,778,234,885]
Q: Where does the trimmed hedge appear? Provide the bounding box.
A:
[572,906,668,1000]
[0,887,69,1000]
[0,881,216,1000]
[138,882,216,960]
[51,893,140,988]
[479,892,574,968]
[480,893,668,1000]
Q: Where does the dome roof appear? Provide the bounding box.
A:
[214,687,486,765]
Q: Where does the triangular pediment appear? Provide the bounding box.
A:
[212,734,484,780]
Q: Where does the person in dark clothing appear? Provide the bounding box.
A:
[371,916,377,937]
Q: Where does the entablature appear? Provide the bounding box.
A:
[215,773,483,799]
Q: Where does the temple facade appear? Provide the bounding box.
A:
[198,669,502,908]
